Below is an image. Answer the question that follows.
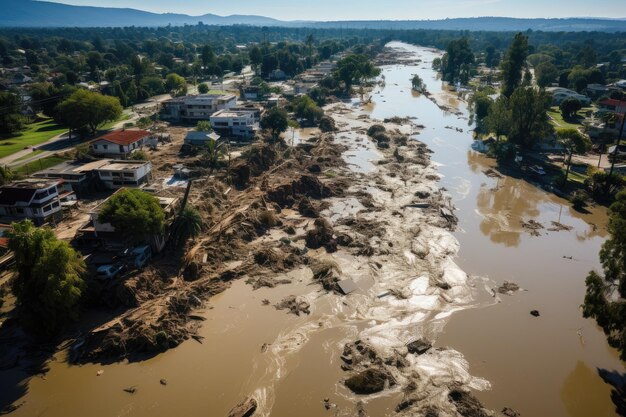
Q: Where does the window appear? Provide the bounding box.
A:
[51,201,60,208]
[123,172,134,178]
[119,145,124,153]
[103,144,108,150]
[16,208,24,214]
[43,204,52,213]
[92,144,98,149]
[100,171,111,177]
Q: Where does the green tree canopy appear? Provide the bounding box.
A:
[261,107,289,141]
[501,33,529,97]
[8,220,86,335]
[440,38,475,84]
[583,190,626,360]
[333,54,381,92]
[508,87,553,148]
[99,189,165,244]
[0,91,25,135]
[196,120,212,132]
[197,83,209,94]
[165,73,187,96]
[55,89,122,135]
[291,95,324,126]
[484,96,512,141]
[560,97,583,120]
[535,61,559,88]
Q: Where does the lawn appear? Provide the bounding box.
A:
[547,106,593,131]
[14,155,69,176]
[0,118,67,159]
[14,149,44,162]
[100,112,131,131]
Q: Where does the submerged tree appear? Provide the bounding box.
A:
[333,54,380,92]
[411,74,425,92]
[440,38,474,84]
[8,220,86,335]
[583,190,626,360]
[484,96,511,141]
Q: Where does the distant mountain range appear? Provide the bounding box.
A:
[2,0,626,32]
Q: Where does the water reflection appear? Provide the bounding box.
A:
[561,361,616,417]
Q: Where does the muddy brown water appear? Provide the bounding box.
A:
[2,42,624,417]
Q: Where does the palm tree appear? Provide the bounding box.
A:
[173,207,203,247]
[201,138,226,173]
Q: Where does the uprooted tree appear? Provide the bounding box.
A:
[8,220,86,335]
[583,190,626,361]
[99,189,165,244]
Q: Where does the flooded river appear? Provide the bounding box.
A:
[2,42,624,417]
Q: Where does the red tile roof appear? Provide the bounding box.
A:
[93,129,151,146]
[599,99,626,108]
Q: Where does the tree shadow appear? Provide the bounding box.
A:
[598,368,626,416]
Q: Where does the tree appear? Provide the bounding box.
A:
[198,83,209,94]
[501,33,529,97]
[485,45,499,68]
[440,38,474,84]
[129,150,148,161]
[484,96,511,141]
[8,220,86,335]
[165,73,187,96]
[249,45,263,73]
[583,190,626,360]
[201,44,215,71]
[126,81,138,104]
[200,137,226,173]
[470,92,494,133]
[0,91,25,135]
[333,54,381,92]
[291,95,324,126]
[98,189,165,244]
[560,97,582,120]
[535,61,559,88]
[196,120,212,132]
[306,34,315,61]
[55,89,122,136]
[261,107,289,141]
[556,128,591,185]
[0,166,15,185]
[411,75,425,92]
[172,206,203,247]
[508,87,553,148]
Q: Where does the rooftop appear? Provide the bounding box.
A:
[33,159,112,176]
[211,109,254,118]
[98,161,151,171]
[93,129,151,146]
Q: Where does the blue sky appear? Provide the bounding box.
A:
[45,0,626,20]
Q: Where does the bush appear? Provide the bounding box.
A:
[367,124,386,137]
[571,190,588,210]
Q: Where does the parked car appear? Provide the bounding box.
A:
[96,263,125,280]
[132,245,152,269]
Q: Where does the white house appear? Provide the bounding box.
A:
[95,160,153,189]
[210,109,259,139]
[0,179,66,225]
[160,94,237,122]
[90,129,152,159]
[545,87,591,105]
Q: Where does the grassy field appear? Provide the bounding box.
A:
[0,118,67,159]
[14,155,69,176]
[100,112,131,131]
[547,106,593,130]
[13,149,44,162]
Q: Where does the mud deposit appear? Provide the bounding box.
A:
[1,42,624,417]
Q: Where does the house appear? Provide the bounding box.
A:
[598,99,626,114]
[184,131,221,147]
[269,69,287,81]
[210,109,259,139]
[0,179,67,225]
[160,94,237,123]
[586,84,609,99]
[90,129,152,159]
[241,85,264,101]
[31,159,111,194]
[95,160,153,189]
[230,104,263,122]
[10,73,33,86]
[545,87,591,105]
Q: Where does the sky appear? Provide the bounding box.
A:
[43,0,626,20]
